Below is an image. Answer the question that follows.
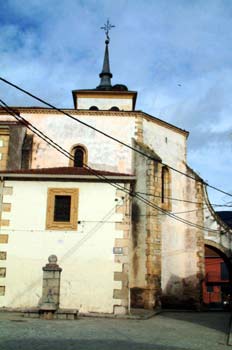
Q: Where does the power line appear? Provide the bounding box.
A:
[0,99,129,194]
[60,197,130,263]
[0,76,231,198]
[5,196,129,306]
[0,221,118,232]
[127,207,210,217]
[0,100,222,233]
[1,95,229,212]
[0,99,133,195]
[0,99,222,233]
[136,191,232,208]
[132,192,220,233]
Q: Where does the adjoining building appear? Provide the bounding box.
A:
[0,32,231,315]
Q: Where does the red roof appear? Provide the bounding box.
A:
[0,166,133,177]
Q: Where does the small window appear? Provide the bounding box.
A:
[74,147,84,167]
[161,167,168,203]
[54,195,71,222]
[161,166,171,210]
[70,145,87,168]
[46,188,78,230]
[110,106,119,111]
[221,262,229,280]
[89,106,99,110]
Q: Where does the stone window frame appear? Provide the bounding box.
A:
[69,144,88,168]
[0,127,10,170]
[161,166,172,211]
[46,188,79,230]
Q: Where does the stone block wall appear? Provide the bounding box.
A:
[113,187,131,315]
[0,128,10,170]
[195,181,205,307]
[144,160,162,309]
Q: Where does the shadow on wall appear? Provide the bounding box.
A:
[130,273,200,310]
[161,273,201,310]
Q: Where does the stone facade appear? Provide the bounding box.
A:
[144,160,162,309]
[0,178,134,313]
[0,68,231,313]
[0,123,30,171]
[0,180,13,297]
[113,189,131,315]
[0,128,10,170]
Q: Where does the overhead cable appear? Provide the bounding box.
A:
[0,99,222,233]
[0,76,231,198]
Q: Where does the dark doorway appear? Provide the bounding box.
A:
[203,245,232,310]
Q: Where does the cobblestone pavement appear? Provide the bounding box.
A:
[0,311,231,350]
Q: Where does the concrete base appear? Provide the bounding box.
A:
[1,307,159,320]
[23,308,79,320]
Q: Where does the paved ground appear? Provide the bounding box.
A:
[0,311,231,350]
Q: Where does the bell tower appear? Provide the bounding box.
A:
[72,20,137,111]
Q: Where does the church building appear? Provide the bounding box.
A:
[0,25,231,316]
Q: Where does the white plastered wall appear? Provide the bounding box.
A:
[142,119,199,296]
[0,180,127,313]
[143,118,187,168]
[10,113,135,174]
[77,96,133,111]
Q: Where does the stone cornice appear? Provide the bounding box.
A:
[0,172,136,182]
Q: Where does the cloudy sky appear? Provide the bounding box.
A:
[0,0,231,208]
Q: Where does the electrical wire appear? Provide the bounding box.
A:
[0,99,222,233]
[127,206,210,217]
[0,99,129,195]
[136,191,232,208]
[0,76,231,198]
[6,196,129,306]
[0,99,223,233]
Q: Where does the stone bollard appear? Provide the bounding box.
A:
[39,255,62,319]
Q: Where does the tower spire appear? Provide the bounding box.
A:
[97,19,115,91]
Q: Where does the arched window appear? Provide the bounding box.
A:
[70,145,87,167]
[89,106,99,110]
[74,147,84,167]
[161,166,171,209]
[110,106,120,111]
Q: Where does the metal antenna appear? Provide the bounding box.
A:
[100,19,115,42]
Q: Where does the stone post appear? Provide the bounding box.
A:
[39,255,62,319]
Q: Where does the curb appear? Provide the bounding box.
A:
[79,309,160,320]
[0,308,160,321]
[227,313,232,346]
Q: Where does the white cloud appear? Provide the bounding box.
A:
[0,0,232,205]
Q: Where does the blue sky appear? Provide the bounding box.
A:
[0,0,232,207]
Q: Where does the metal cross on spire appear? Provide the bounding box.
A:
[100,19,115,42]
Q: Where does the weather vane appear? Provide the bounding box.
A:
[101,19,115,42]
